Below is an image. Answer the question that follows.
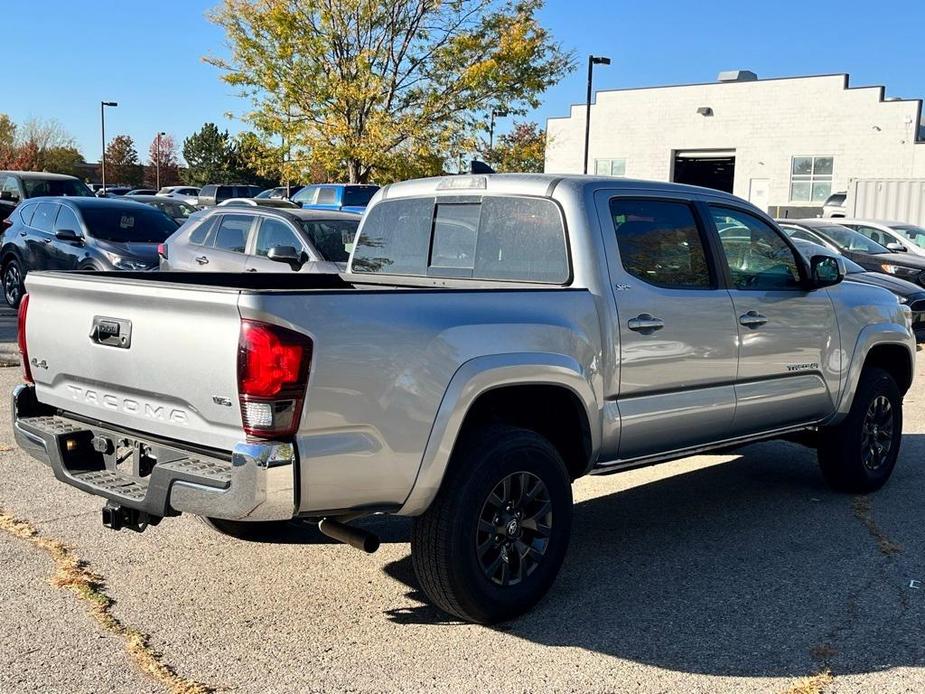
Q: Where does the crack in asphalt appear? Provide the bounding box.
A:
[0,509,214,694]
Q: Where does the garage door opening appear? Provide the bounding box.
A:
[673,150,736,193]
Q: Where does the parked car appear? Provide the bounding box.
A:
[839,219,925,256]
[160,207,359,272]
[291,183,378,214]
[777,219,925,286]
[97,186,132,197]
[124,195,198,226]
[822,191,847,218]
[157,186,201,205]
[11,174,915,624]
[256,185,303,200]
[0,197,177,307]
[217,198,299,209]
[793,239,925,342]
[125,188,158,196]
[1,171,94,219]
[198,184,263,207]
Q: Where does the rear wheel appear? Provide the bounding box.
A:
[3,258,23,309]
[818,367,903,493]
[410,425,572,624]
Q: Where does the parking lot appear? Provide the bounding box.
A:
[0,347,922,693]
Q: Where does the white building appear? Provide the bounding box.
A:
[545,72,925,216]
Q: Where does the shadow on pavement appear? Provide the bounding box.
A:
[382,436,925,677]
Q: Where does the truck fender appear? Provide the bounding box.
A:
[398,352,600,516]
[831,321,914,423]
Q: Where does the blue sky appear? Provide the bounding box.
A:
[3,0,923,164]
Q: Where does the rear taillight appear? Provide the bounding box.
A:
[237,320,312,438]
[156,243,167,259]
[18,293,32,383]
[2,217,13,231]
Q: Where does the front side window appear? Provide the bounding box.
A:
[211,214,251,253]
[54,206,81,234]
[254,218,301,257]
[595,159,626,177]
[610,199,711,289]
[790,156,834,203]
[712,207,801,290]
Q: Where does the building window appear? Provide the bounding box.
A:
[595,159,626,177]
[790,156,833,203]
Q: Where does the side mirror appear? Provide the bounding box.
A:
[55,229,82,243]
[886,242,907,253]
[809,254,843,288]
[267,245,306,271]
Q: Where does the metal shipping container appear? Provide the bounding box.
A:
[847,179,925,226]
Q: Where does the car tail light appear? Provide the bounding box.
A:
[237,320,312,438]
[157,243,167,259]
[1,217,13,231]
[18,293,32,383]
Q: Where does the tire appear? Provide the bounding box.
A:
[410,425,573,624]
[3,258,24,309]
[818,367,903,493]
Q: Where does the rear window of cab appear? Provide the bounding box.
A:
[350,196,569,284]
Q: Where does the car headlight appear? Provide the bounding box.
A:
[879,263,920,278]
[104,252,154,270]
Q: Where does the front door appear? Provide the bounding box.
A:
[709,205,839,434]
[245,216,310,272]
[599,194,739,461]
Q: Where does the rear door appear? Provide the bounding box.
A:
[202,213,253,271]
[597,193,739,461]
[708,205,839,433]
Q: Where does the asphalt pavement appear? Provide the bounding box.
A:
[0,357,924,693]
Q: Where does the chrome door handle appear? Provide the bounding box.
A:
[739,310,768,328]
[246,268,257,272]
[42,238,52,244]
[195,256,209,265]
[627,313,665,334]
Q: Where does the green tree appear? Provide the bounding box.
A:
[105,135,142,185]
[207,0,573,183]
[0,114,16,169]
[182,122,238,186]
[42,146,85,177]
[488,121,546,173]
[233,131,281,187]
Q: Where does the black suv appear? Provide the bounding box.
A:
[197,184,263,207]
[1,171,94,219]
[0,197,178,307]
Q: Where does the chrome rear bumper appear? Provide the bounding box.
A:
[11,384,295,521]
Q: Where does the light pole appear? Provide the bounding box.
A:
[488,108,509,151]
[583,55,610,175]
[100,101,118,191]
[155,131,166,190]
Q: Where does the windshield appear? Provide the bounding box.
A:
[300,218,359,262]
[343,187,378,207]
[81,205,178,242]
[24,178,93,198]
[152,200,196,218]
[815,225,889,254]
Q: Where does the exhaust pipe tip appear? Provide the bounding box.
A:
[318,517,380,553]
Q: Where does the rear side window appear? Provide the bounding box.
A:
[215,187,234,203]
[211,214,251,253]
[31,203,58,232]
[188,216,216,245]
[610,199,711,289]
[352,196,569,283]
[343,187,378,207]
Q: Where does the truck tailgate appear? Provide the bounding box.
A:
[24,273,244,451]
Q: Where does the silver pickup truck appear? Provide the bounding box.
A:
[11,174,915,623]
